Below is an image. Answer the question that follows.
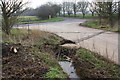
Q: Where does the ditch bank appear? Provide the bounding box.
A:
[2,38,120,79]
[39,39,120,79]
[2,43,49,78]
[38,41,80,79]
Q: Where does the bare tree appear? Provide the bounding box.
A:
[0,0,27,35]
[45,2,61,16]
[64,2,73,17]
[61,2,66,17]
[51,4,61,16]
[118,1,120,26]
[73,3,77,17]
[94,2,103,24]
[77,1,89,18]
[94,1,118,27]
[21,8,36,16]
[88,2,96,16]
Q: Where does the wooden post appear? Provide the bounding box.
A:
[27,18,30,38]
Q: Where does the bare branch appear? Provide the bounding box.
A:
[0,0,28,34]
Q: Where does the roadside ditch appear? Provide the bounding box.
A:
[2,39,120,79]
[38,39,120,79]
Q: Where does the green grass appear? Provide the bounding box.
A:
[76,48,120,78]
[31,49,68,78]
[81,20,119,32]
[17,16,64,25]
[81,20,99,28]
[60,14,98,19]
[2,29,28,43]
[39,18,64,22]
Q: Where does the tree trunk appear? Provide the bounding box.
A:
[63,7,65,17]
[59,12,61,16]
[68,14,70,17]
[82,13,85,18]
[109,17,113,27]
[99,14,102,25]
[74,12,76,17]
[63,11,65,17]
[5,29,11,35]
[2,12,11,35]
[73,4,76,17]
[108,2,113,27]
[68,12,70,17]
[118,1,120,26]
[92,12,94,16]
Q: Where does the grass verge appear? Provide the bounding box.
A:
[60,14,98,19]
[17,16,64,25]
[80,20,119,32]
[2,29,63,45]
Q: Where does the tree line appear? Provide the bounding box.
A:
[60,1,119,27]
[22,0,120,27]
[22,2,61,19]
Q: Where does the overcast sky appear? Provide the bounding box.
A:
[26,0,119,8]
[27,0,64,8]
[26,0,92,8]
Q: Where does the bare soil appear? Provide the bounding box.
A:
[2,43,49,78]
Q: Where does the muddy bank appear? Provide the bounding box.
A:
[2,43,49,78]
[38,44,76,59]
[72,48,120,78]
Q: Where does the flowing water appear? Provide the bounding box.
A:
[58,61,80,80]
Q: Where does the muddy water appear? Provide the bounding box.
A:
[58,61,80,80]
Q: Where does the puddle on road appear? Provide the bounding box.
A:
[58,61,80,80]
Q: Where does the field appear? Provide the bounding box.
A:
[60,14,98,19]
[17,16,64,25]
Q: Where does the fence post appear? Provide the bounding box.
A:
[27,18,30,38]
